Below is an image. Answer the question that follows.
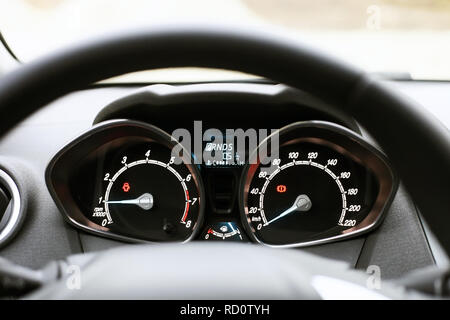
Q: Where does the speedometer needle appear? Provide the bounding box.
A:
[265,194,312,226]
[105,193,154,210]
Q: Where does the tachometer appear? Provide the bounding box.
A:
[96,142,201,242]
[46,120,205,243]
[239,121,397,247]
[104,159,193,228]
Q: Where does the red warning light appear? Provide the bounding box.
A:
[276,185,287,193]
[122,182,130,192]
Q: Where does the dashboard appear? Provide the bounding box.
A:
[45,84,397,248]
[0,81,438,277]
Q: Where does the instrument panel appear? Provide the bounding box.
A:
[46,120,397,247]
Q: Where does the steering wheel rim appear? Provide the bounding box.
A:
[0,25,448,255]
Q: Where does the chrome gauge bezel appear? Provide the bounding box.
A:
[239,121,399,248]
[46,119,205,244]
[0,168,24,248]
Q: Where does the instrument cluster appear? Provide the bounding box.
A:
[46,119,397,247]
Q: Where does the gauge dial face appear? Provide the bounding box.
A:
[201,222,246,241]
[84,141,202,242]
[244,142,377,245]
[240,122,396,247]
[91,141,201,242]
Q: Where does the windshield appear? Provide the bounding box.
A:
[1,0,449,80]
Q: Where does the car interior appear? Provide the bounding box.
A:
[0,0,449,301]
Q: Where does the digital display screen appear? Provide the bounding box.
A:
[203,141,245,167]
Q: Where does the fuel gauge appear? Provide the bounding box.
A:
[202,222,246,241]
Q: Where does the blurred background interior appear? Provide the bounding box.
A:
[0,0,449,81]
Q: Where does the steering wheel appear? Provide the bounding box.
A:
[0,26,448,299]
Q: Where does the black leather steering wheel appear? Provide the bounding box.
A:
[0,26,448,299]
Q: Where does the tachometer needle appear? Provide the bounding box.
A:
[105,193,154,210]
[265,194,312,226]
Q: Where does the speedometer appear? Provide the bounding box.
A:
[239,121,397,247]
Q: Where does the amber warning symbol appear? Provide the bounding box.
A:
[122,182,131,192]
